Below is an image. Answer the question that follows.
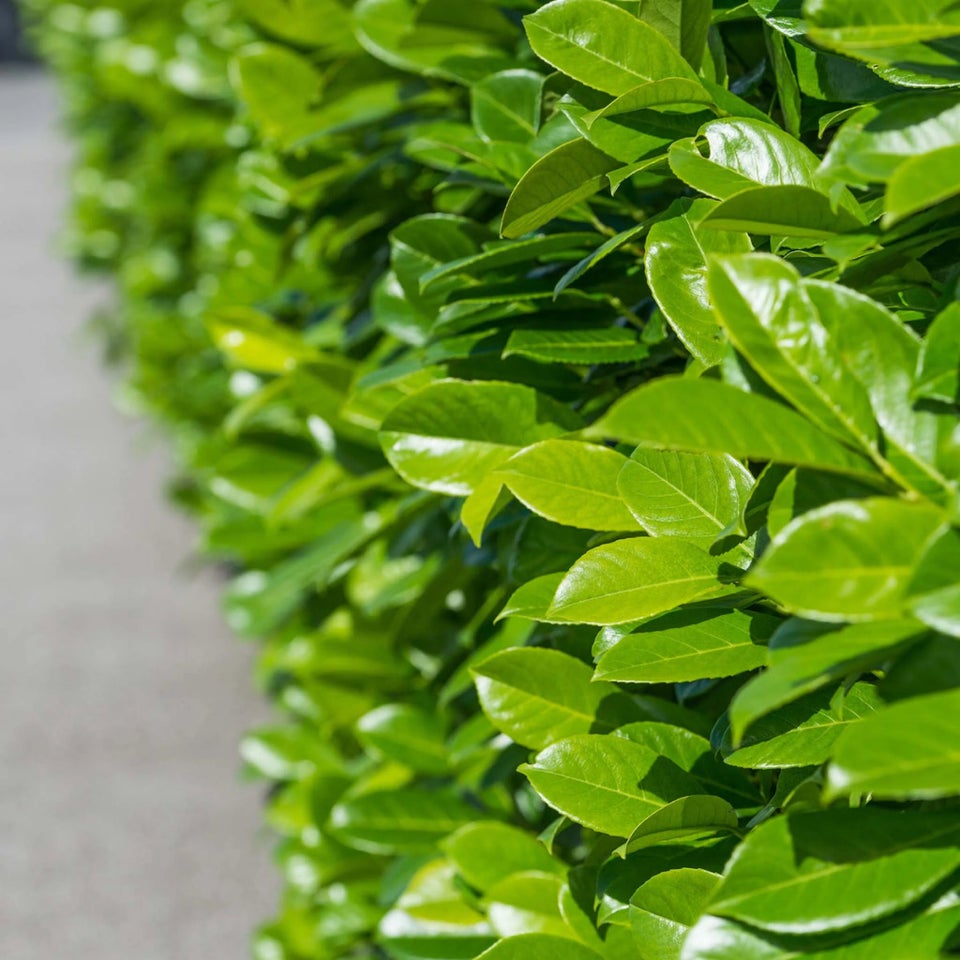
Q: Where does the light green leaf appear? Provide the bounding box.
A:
[594,608,777,684]
[500,572,568,623]
[588,378,878,478]
[329,789,487,854]
[379,379,581,495]
[547,537,737,626]
[476,934,602,960]
[746,498,946,621]
[472,69,543,144]
[524,0,696,96]
[915,302,960,404]
[726,682,883,769]
[501,138,620,239]
[709,254,877,451]
[472,646,640,749]
[421,233,596,291]
[503,327,649,365]
[699,185,864,237]
[520,734,703,837]
[584,77,715,125]
[444,822,564,893]
[820,92,960,187]
[497,440,641,531]
[354,0,513,83]
[615,720,759,805]
[632,869,720,960]
[356,704,448,774]
[645,202,752,366]
[638,0,712,69]
[668,118,838,199]
[827,688,960,800]
[707,809,960,934]
[617,446,754,539]
[804,279,948,497]
[208,306,319,373]
[884,144,960,225]
[728,619,925,739]
[621,796,739,854]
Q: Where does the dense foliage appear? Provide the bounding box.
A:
[25,0,960,957]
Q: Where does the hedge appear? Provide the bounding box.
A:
[25,0,960,957]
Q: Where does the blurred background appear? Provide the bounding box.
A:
[0,3,276,956]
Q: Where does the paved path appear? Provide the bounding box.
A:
[0,69,276,959]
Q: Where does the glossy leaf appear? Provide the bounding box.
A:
[497,440,641,531]
[747,498,946,621]
[547,537,738,626]
[595,608,777,684]
[380,379,581,495]
[827,688,960,800]
[707,809,960,934]
[645,203,752,366]
[472,646,640,749]
[520,734,703,837]
[524,0,696,96]
[589,378,878,478]
[501,138,620,239]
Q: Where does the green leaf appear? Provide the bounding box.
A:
[472,646,640,749]
[476,934,602,960]
[546,537,738,626]
[594,608,777,684]
[821,92,960,187]
[827,687,960,800]
[230,44,322,147]
[615,720,759,805]
[355,704,448,774]
[668,118,836,199]
[631,869,720,960]
[725,682,883,769]
[588,378,878,478]
[746,498,946,621]
[709,254,878,451]
[699,185,864,237]
[728,619,925,739]
[208,306,319,374]
[237,0,358,51]
[501,138,620,239]
[637,0,712,70]
[472,69,543,144]
[485,871,572,939]
[645,202,752,366]
[497,440,642,531]
[524,0,696,96]
[520,734,703,837]
[884,144,960,225]
[584,77,715,125]
[354,0,513,83]
[503,327,650,365]
[421,233,597,291]
[444,822,564,892]
[621,796,739,854]
[804,279,948,498]
[329,789,486,854]
[501,572,568,623]
[805,1,960,75]
[617,446,754,540]
[379,379,582,495]
[707,809,960,934]
[915,302,960,404]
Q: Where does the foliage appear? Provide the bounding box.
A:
[24,0,960,957]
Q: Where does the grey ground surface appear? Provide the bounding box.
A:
[0,69,276,958]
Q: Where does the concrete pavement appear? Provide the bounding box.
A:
[0,68,276,959]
